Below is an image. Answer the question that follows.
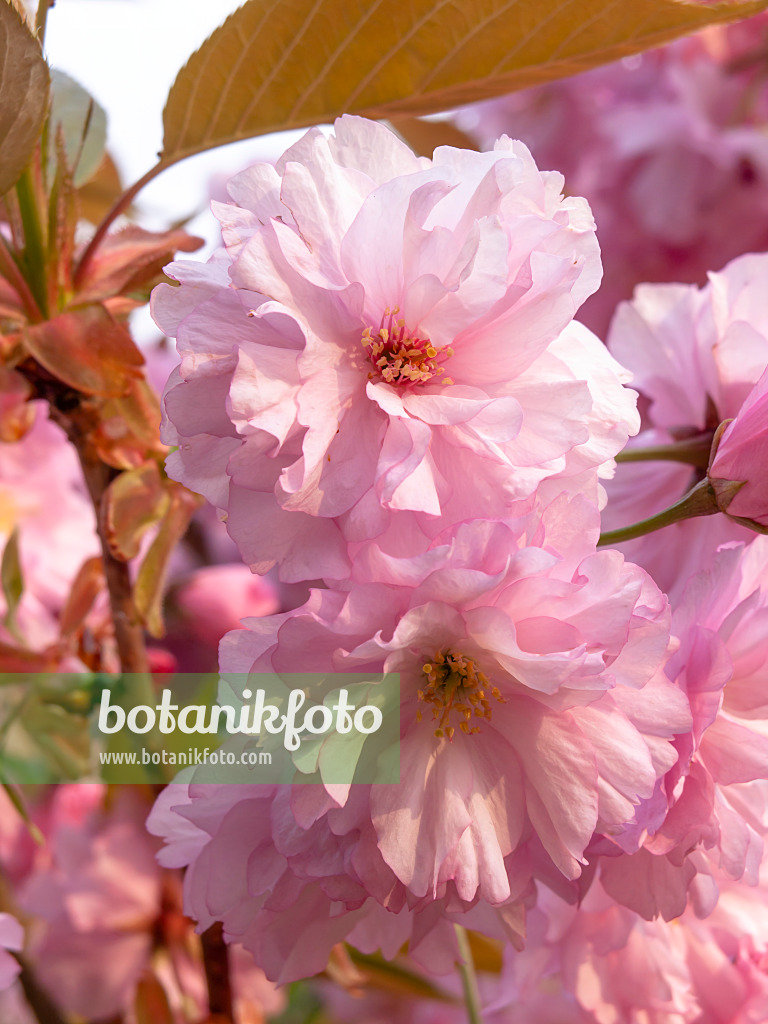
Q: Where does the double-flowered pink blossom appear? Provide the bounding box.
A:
[155,116,639,583]
[149,498,686,981]
[18,786,163,1020]
[455,15,768,336]
[497,861,768,1024]
[602,251,768,595]
[595,539,768,923]
[0,406,102,657]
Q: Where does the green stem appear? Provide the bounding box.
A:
[454,925,483,1024]
[615,433,713,468]
[598,477,720,547]
[15,168,48,318]
[73,159,168,288]
[34,0,55,44]
[0,233,42,323]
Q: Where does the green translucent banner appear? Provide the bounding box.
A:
[0,672,400,785]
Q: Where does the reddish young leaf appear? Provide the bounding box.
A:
[75,225,203,307]
[92,377,167,470]
[0,368,34,441]
[0,640,56,671]
[23,303,144,397]
[59,555,105,637]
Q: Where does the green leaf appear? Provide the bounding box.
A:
[161,0,768,165]
[1,527,24,634]
[49,69,107,186]
[0,0,50,194]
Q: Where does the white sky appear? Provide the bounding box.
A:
[43,0,308,338]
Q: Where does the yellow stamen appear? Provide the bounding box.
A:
[361,307,453,387]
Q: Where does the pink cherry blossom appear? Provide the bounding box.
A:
[709,366,768,527]
[454,16,768,336]
[602,252,768,594]
[155,116,639,583]
[496,864,768,1024]
[149,503,685,982]
[18,787,163,1020]
[596,540,768,922]
[0,405,102,655]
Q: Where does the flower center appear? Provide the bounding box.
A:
[361,307,453,386]
[417,649,506,740]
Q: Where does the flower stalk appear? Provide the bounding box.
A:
[454,925,484,1024]
[598,477,720,546]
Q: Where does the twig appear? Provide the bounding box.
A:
[15,955,69,1024]
[45,394,150,674]
[201,922,234,1021]
[73,161,167,289]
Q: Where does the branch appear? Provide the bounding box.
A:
[201,922,234,1022]
[46,395,150,674]
[73,161,167,289]
[15,955,70,1024]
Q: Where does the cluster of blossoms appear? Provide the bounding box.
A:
[147,109,768,1020]
[454,14,768,336]
[0,785,283,1022]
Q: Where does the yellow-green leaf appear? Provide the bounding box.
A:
[1,527,23,634]
[134,483,201,637]
[103,461,170,562]
[161,0,768,165]
[0,0,50,194]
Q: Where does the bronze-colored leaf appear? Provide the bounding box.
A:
[161,0,768,163]
[134,974,174,1024]
[77,151,123,225]
[59,555,105,637]
[102,460,170,562]
[134,483,201,637]
[24,303,144,397]
[0,0,50,194]
[390,116,479,157]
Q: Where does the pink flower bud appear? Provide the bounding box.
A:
[709,366,768,529]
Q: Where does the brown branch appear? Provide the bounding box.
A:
[43,388,150,675]
[14,956,70,1024]
[201,922,234,1021]
[74,448,150,674]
